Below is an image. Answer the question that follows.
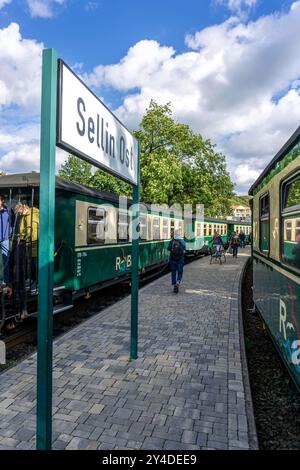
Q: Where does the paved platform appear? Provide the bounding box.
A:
[0,248,257,450]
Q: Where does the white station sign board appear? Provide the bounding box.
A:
[57,60,138,185]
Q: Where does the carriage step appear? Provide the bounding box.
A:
[53,303,73,315]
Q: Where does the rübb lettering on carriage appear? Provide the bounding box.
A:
[57,61,138,185]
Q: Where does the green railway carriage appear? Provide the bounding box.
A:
[249,126,300,391]
[0,173,251,329]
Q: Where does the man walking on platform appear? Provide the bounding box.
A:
[168,229,186,293]
[231,231,239,258]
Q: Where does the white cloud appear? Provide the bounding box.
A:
[86,40,175,91]
[0,22,43,109]
[0,23,43,174]
[26,0,66,18]
[85,1,300,193]
[2,4,300,194]
[85,1,98,12]
[216,0,257,14]
[0,0,11,10]
[0,122,68,173]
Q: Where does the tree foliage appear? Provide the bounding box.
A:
[59,100,234,216]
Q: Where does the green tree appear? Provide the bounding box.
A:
[59,155,131,196]
[134,100,234,215]
[59,156,92,186]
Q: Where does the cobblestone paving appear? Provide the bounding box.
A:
[0,249,254,450]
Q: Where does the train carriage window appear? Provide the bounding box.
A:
[140,214,147,240]
[285,221,292,242]
[148,215,152,240]
[177,220,183,238]
[259,193,270,253]
[162,218,169,240]
[204,224,207,237]
[118,209,129,242]
[281,173,300,269]
[170,218,175,238]
[162,218,169,239]
[284,177,300,209]
[196,223,201,237]
[220,226,223,235]
[208,224,212,236]
[296,219,300,238]
[87,207,106,245]
[153,217,160,240]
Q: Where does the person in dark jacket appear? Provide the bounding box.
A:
[212,231,223,253]
[231,231,239,258]
[167,230,186,293]
[0,195,13,286]
[239,231,246,248]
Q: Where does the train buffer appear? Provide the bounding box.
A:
[0,247,258,450]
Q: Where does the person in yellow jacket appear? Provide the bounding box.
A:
[18,204,39,286]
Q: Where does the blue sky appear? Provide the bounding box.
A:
[0,0,300,193]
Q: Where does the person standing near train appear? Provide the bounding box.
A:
[212,230,223,253]
[231,231,239,258]
[18,203,40,289]
[167,229,186,293]
[239,230,245,248]
[0,194,13,287]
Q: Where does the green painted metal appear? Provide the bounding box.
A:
[36,48,58,450]
[253,254,300,391]
[130,145,140,360]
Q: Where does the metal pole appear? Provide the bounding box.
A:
[130,144,140,360]
[36,48,58,450]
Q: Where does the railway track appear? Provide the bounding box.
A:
[3,327,36,349]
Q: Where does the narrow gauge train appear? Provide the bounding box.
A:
[249,126,300,391]
[0,173,251,331]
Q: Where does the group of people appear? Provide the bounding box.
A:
[167,229,250,293]
[212,230,248,258]
[0,195,39,290]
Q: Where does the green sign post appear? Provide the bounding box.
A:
[36,48,140,450]
[130,149,140,360]
[37,48,58,450]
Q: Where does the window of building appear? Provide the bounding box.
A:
[153,217,161,240]
[87,207,106,244]
[259,193,270,253]
[118,209,129,242]
[281,172,300,270]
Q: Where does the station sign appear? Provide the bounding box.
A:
[56,60,138,185]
